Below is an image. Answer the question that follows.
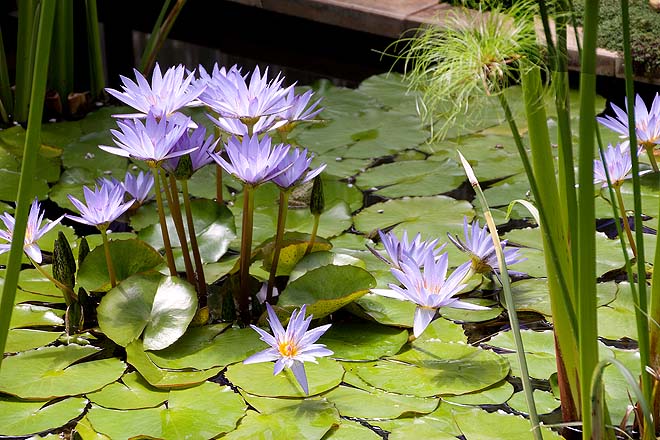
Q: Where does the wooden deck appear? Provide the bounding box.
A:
[225,0,651,84]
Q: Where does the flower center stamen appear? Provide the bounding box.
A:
[278,341,297,357]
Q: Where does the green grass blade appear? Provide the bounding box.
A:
[14,0,38,123]
[138,0,172,72]
[50,0,74,114]
[84,0,105,100]
[0,0,56,369]
[0,27,13,122]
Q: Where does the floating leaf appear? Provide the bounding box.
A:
[5,329,62,353]
[322,420,382,439]
[452,406,562,439]
[289,251,365,282]
[597,282,643,340]
[226,357,344,397]
[354,293,416,327]
[507,389,560,415]
[0,345,125,399]
[259,232,333,276]
[324,385,438,419]
[0,397,87,436]
[87,372,169,410]
[319,322,408,361]
[377,401,466,439]
[357,73,421,114]
[443,380,514,406]
[487,330,557,380]
[86,382,246,439]
[440,298,502,322]
[77,239,163,292]
[278,264,376,319]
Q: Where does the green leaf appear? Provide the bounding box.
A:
[289,251,365,282]
[0,397,87,436]
[443,380,514,406]
[87,372,168,410]
[357,73,421,114]
[147,326,263,370]
[597,282,643,340]
[319,322,408,361]
[354,293,417,328]
[125,340,221,388]
[77,239,164,292]
[322,420,382,439]
[86,382,246,439]
[324,385,438,419]
[226,357,344,397]
[278,264,376,319]
[0,345,125,399]
[97,274,197,350]
[259,232,333,276]
[452,406,563,439]
[5,329,62,353]
[487,330,557,380]
[9,303,64,329]
[507,389,560,415]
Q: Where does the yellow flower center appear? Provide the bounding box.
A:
[278,341,298,357]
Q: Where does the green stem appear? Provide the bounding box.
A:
[140,0,187,75]
[239,185,255,323]
[51,0,74,114]
[306,214,320,255]
[0,1,56,367]
[151,166,177,276]
[613,186,637,259]
[166,174,195,285]
[267,189,290,302]
[84,0,105,100]
[139,0,171,72]
[99,227,116,288]
[0,27,13,122]
[14,0,38,123]
[181,179,207,302]
[620,1,654,435]
[29,257,77,303]
[458,152,543,440]
[642,142,659,173]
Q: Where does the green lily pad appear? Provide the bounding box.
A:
[357,73,421,114]
[0,397,87,436]
[85,382,246,439]
[487,330,557,380]
[355,342,508,397]
[507,389,560,415]
[9,301,64,329]
[440,298,502,322]
[135,199,236,266]
[48,167,98,211]
[376,401,466,438]
[353,196,474,239]
[97,274,197,350]
[77,239,164,292]
[61,134,127,177]
[314,156,372,179]
[0,168,49,202]
[412,317,468,344]
[597,282,644,340]
[453,406,562,439]
[125,340,222,389]
[5,329,62,353]
[222,401,338,440]
[354,293,416,327]
[322,420,382,439]
[17,266,67,297]
[289,251,366,282]
[354,159,465,198]
[87,371,169,410]
[324,385,438,419]
[601,344,643,424]
[319,322,408,361]
[146,326,264,370]
[311,80,379,118]
[0,345,125,399]
[259,232,333,276]
[225,357,344,397]
[443,380,514,406]
[278,264,376,319]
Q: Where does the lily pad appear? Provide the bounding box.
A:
[97,274,197,350]
[85,382,246,439]
[597,282,644,340]
[353,196,474,239]
[443,380,514,406]
[9,304,64,329]
[322,420,382,439]
[354,293,416,327]
[5,329,62,353]
[355,342,508,397]
[278,264,376,319]
[77,239,164,292]
[259,232,333,276]
[440,298,502,322]
[507,389,561,415]
[324,385,438,419]
[146,326,264,370]
[289,251,366,282]
[357,73,421,114]
[319,322,408,361]
[377,401,466,439]
[452,406,563,439]
[225,357,344,397]
[487,330,557,380]
[86,372,169,410]
[0,397,87,437]
[0,345,125,399]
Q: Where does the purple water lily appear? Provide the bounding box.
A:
[244,303,332,395]
[448,217,525,275]
[106,63,205,120]
[66,180,135,229]
[122,170,154,204]
[0,198,64,264]
[597,94,660,146]
[211,134,290,186]
[370,229,445,269]
[271,148,326,190]
[100,112,193,166]
[387,252,487,338]
[164,126,219,175]
[279,88,323,125]
[593,143,641,188]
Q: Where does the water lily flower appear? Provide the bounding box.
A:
[164,126,219,175]
[271,148,326,190]
[244,303,332,395]
[593,143,642,188]
[279,89,323,125]
[386,252,487,338]
[106,63,205,120]
[0,198,64,264]
[370,229,445,269]
[210,134,291,186]
[448,217,524,275]
[100,112,193,166]
[122,170,154,204]
[199,65,292,124]
[597,94,660,146]
[66,180,135,229]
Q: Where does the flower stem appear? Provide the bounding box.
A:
[181,178,207,303]
[267,189,290,302]
[99,227,117,288]
[239,184,255,323]
[305,214,320,255]
[29,256,77,302]
[151,166,177,276]
[166,173,195,285]
[614,185,637,259]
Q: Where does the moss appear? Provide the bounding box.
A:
[573,0,660,77]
